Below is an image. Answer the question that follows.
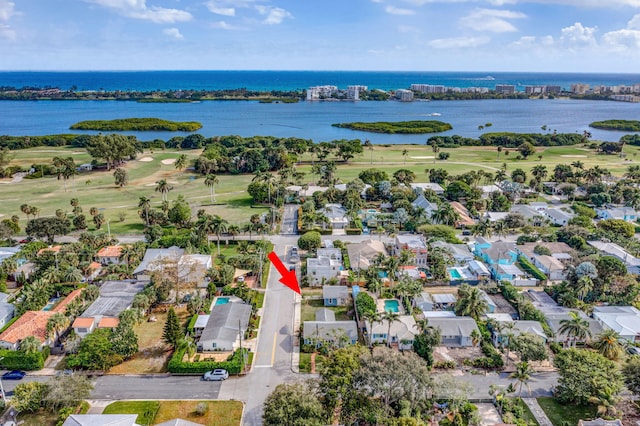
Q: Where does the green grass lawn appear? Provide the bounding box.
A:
[298,352,327,373]
[102,401,160,425]
[102,400,242,426]
[301,298,351,322]
[4,142,640,236]
[537,397,596,426]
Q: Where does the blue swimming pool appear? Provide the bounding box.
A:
[384,299,400,313]
[215,297,230,305]
[448,268,462,280]
[42,298,59,311]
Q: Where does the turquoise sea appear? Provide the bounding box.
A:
[1,71,640,143]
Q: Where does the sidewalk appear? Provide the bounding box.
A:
[522,398,553,426]
[85,400,114,414]
[291,292,301,373]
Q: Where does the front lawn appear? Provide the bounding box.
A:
[103,400,243,426]
[301,299,351,322]
[299,352,327,373]
[102,401,160,425]
[537,397,596,426]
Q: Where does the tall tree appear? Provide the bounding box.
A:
[510,361,535,396]
[455,284,488,320]
[46,312,70,346]
[204,174,219,204]
[174,154,187,170]
[162,307,182,348]
[155,179,174,202]
[558,311,591,347]
[593,329,624,360]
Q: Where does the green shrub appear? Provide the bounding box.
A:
[345,229,362,235]
[168,348,246,374]
[0,349,46,370]
[433,360,456,369]
[517,255,547,281]
[187,314,198,333]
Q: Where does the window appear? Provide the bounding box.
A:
[212,343,217,348]
[78,328,87,333]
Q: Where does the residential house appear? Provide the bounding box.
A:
[593,306,640,343]
[0,247,20,263]
[0,293,14,329]
[577,419,623,426]
[335,183,371,199]
[397,265,426,280]
[468,260,491,281]
[307,255,343,286]
[432,293,457,310]
[303,308,358,346]
[346,240,387,271]
[587,241,640,274]
[474,240,525,282]
[320,204,349,230]
[410,182,445,196]
[413,292,434,312]
[74,281,146,337]
[544,208,574,226]
[485,212,510,223]
[431,241,474,265]
[322,286,351,306]
[534,255,566,281]
[491,319,547,347]
[480,290,497,314]
[495,264,528,283]
[96,245,123,265]
[84,262,102,282]
[0,288,83,350]
[366,315,417,349]
[198,302,252,352]
[394,234,428,266]
[37,245,62,257]
[597,206,639,222]
[450,202,476,228]
[429,317,480,347]
[178,254,212,289]
[63,414,139,426]
[477,184,502,199]
[411,195,439,219]
[132,246,185,281]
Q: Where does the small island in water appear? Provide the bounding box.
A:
[332,120,453,134]
[589,119,640,132]
[70,118,202,131]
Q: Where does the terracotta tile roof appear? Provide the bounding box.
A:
[72,317,94,328]
[88,262,102,270]
[52,288,84,313]
[0,311,53,344]
[97,246,123,258]
[37,245,62,256]
[98,317,119,328]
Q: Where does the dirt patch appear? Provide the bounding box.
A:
[434,346,483,365]
[189,352,231,362]
[138,157,154,162]
[161,158,176,165]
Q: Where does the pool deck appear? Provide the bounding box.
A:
[376,298,405,314]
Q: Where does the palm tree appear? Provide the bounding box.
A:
[431,203,459,226]
[588,386,619,419]
[19,335,41,354]
[593,329,624,360]
[177,336,197,361]
[402,149,408,164]
[204,174,219,204]
[574,276,593,302]
[174,154,187,170]
[46,312,70,346]
[430,141,440,164]
[155,179,173,202]
[454,284,488,320]
[382,310,400,348]
[61,266,83,283]
[210,215,229,255]
[558,311,591,347]
[384,256,400,291]
[510,361,535,396]
[362,310,380,346]
[492,220,508,240]
[472,217,493,238]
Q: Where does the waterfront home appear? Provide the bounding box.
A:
[303,308,357,346]
[429,317,479,347]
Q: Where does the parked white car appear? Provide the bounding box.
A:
[203,369,229,381]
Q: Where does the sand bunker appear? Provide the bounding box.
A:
[161,159,177,165]
[139,157,154,162]
[560,155,588,158]
[411,156,435,159]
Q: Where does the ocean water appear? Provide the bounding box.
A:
[1,71,640,143]
[1,70,640,92]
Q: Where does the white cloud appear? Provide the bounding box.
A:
[255,6,292,25]
[602,14,640,51]
[385,6,415,15]
[0,0,15,21]
[460,8,526,33]
[510,35,554,47]
[429,36,490,48]
[163,27,183,39]
[628,14,640,31]
[85,0,192,23]
[205,1,236,16]
[210,20,242,30]
[560,22,597,46]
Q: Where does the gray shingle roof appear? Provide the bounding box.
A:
[200,303,252,348]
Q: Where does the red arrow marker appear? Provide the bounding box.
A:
[267,251,301,295]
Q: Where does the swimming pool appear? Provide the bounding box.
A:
[215,297,230,305]
[384,299,400,313]
[42,298,59,311]
[448,268,462,280]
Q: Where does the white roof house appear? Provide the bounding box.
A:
[587,241,640,274]
[366,315,417,349]
[132,246,185,278]
[410,182,444,195]
[544,208,574,226]
[411,195,438,217]
[593,306,640,343]
[346,240,387,271]
[431,241,474,264]
[429,317,480,347]
[198,302,252,352]
[63,414,140,426]
[320,204,349,229]
[303,308,358,345]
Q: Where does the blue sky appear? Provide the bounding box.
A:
[1,0,640,71]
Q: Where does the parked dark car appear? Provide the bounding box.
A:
[2,370,26,380]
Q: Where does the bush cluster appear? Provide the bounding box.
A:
[0,347,49,370]
[168,348,246,374]
[517,255,547,281]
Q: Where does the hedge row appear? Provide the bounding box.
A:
[168,348,246,374]
[0,347,49,371]
[517,255,547,281]
[345,229,362,235]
